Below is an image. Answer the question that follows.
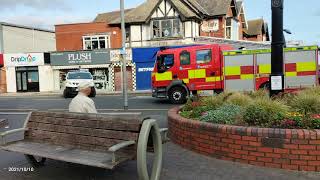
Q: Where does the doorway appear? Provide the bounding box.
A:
[16,67,39,92]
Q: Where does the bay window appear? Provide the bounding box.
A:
[152,19,182,38]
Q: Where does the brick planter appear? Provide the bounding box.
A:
[168,107,320,172]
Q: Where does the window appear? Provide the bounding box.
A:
[157,54,174,73]
[196,50,212,64]
[153,21,161,38]
[226,18,232,39]
[67,72,92,80]
[225,17,239,40]
[180,51,190,65]
[125,27,130,42]
[152,19,182,38]
[83,35,110,50]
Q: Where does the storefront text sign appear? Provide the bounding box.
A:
[4,53,44,67]
[50,50,110,66]
[110,49,132,62]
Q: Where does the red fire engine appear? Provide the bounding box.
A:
[151,44,319,104]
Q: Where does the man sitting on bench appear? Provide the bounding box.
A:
[69,82,97,113]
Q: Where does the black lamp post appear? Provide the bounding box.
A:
[270,0,285,97]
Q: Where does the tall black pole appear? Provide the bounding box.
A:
[270,0,285,96]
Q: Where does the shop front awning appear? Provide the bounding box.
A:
[52,64,110,70]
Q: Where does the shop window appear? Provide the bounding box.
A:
[83,35,110,50]
[152,19,182,38]
[180,51,190,65]
[196,49,212,64]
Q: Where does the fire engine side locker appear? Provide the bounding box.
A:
[222,46,318,92]
[223,52,255,92]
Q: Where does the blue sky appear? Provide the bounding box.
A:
[0,0,319,45]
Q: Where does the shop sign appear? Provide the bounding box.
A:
[4,53,44,67]
[110,49,132,62]
[201,19,219,32]
[50,50,110,66]
[138,67,154,72]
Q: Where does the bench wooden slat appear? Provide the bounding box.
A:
[27,122,139,141]
[29,114,142,132]
[25,129,127,151]
[1,141,134,169]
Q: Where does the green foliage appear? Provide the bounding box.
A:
[243,98,289,127]
[180,88,320,129]
[200,92,234,110]
[200,104,242,124]
[226,93,253,107]
[246,89,269,99]
[289,92,320,115]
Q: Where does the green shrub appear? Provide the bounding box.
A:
[289,93,320,115]
[226,92,253,107]
[300,87,320,96]
[246,89,269,99]
[244,98,288,127]
[200,104,242,124]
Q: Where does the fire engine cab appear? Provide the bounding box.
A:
[151,44,319,104]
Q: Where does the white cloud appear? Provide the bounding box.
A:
[0,0,70,10]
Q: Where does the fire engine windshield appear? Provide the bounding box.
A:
[156,54,174,73]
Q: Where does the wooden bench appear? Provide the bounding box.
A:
[0,111,167,180]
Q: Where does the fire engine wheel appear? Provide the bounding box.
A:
[259,82,270,90]
[168,87,187,104]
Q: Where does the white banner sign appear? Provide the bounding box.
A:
[4,53,44,67]
[110,49,132,62]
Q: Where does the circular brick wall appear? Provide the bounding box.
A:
[168,107,320,172]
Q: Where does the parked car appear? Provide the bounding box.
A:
[63,70,96,98]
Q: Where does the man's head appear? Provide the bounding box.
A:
[78,82,92,96]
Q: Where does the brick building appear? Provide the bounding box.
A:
[94,0,249,47]
[243,18,270,42]
[55,22,122,51]
[53,0,270,92]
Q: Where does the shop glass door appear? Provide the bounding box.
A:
[16,71,28,91]
[16,67,39,92]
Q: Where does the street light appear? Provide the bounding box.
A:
[283,28,292,47]
[120,0,128,110]
[270,0,285,97]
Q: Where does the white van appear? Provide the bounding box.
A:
[63,71,96,98]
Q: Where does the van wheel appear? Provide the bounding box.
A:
[63,89,69,98]
[168,87,187,104]
[25,155,46,167]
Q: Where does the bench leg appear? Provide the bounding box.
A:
[137,119,163,180]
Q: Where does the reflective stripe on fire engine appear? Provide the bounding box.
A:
[258,64,271,74]
[296,62,316,72]
[285,72,297,77]
[155,72,172,81]
[183,79,189,83]
[223,46,318,56]
[225,66,241,76]
[241,74,254,80]
[194,69,206,78]
[205,76,221,82]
